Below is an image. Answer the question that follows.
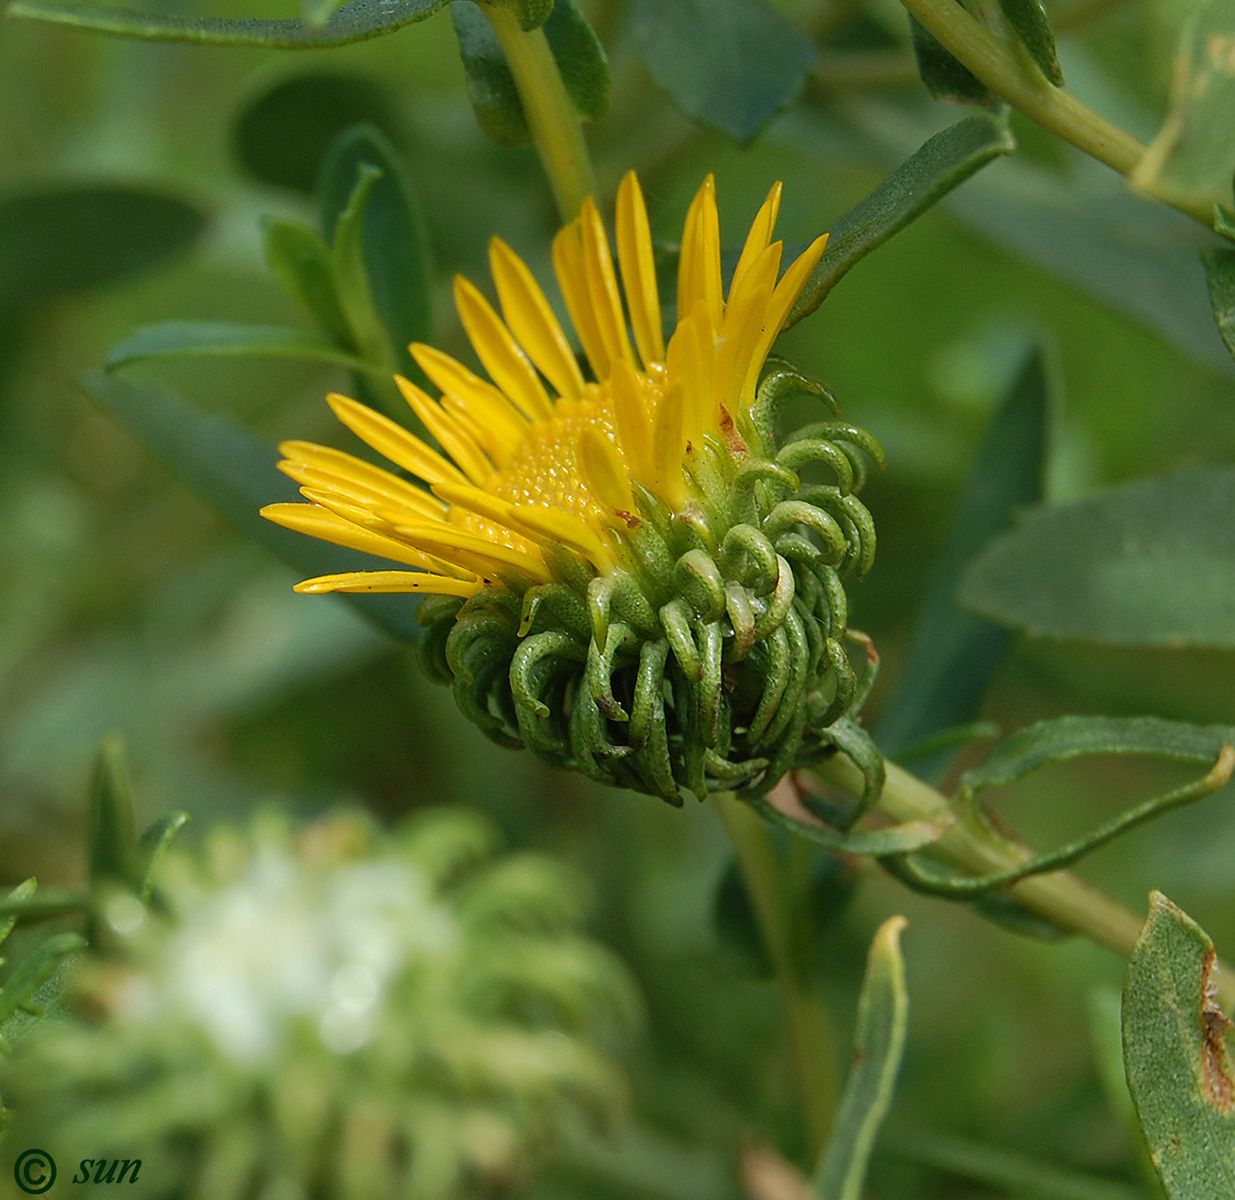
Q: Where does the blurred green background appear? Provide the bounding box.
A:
[1,0,1233,1193]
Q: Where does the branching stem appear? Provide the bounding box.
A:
[813,754,1235,1011]
[896,0,1213,226]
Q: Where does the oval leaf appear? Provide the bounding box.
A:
[233,73,402,193]
[0,184,204,310]
[319,125,434,379]
[262,217,357,349]
[7,0,449,48]
[629,0,817,145]
[1124,892,1235,1198]
[958,466,1235,647]
[909,13,993,105]
[785,111,1016,329]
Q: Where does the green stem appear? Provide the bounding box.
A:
[482,3,598,221]
[897,0,1213,226]
[812,754,1235,1012]
[715,792,840,1158]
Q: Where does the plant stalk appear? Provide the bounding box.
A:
[813,754,1235,1011]
[896,0,1213,226]
[483,2,598,221]
[715,792,840,1158]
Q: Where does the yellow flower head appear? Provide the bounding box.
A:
[263,172,882,803]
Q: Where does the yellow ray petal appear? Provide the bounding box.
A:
[716,242,780,409]
[580,196,635,372]
[393,522,552,584]
[277,444,447,521]
[609,357,653,484]
[261,502,446,572]
[553,219,610,379]
[616,171,665,369]
[489,236,585,400]
[453,274,553,422]
[665,300,717,445]
[295,570,480,597]
[394,374,494,486]
[431,480,524,539]
[295,488,472,580]
[410,343,530,435]
[326,394,469,488]
[649,383,689,510]
[510,503,615,572]
[278,460,445,525]
[578,426,634,514]
[724,239,782,328]
[440,393,520,469]
[677,174,723,330]
[730,181,782,300]
[744,232,829,399]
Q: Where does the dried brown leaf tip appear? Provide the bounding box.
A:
[1200,946,1235,1114]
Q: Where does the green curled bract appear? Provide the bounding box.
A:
[417,382,882,805]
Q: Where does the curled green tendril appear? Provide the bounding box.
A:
[416,366,883,804]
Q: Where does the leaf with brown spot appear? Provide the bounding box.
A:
[1123,892,1235,1197]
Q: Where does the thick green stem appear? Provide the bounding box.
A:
[897,0,1213,226]
[715,792,840,1158]
[813,754,1235,1011]
[483,3,598,221]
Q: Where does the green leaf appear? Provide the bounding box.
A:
[1132,0,1235,213]
[501,0,552,32]
[133,813,191,903]
[0,932,87,1026]
[452,1,531,145]
[962,714,1235,796]
[747,793,950,857]
[451,0,610,146]
[319,126,435,380]
[1203,247,1235,365]
[785,111,1016,330]
[79,370,425,642]
[1123,892,1235,1198]
[104,321,369,372]
[836,101,1232,376]
[885,1129,1142,1200]
[6,0,449,48]
[0,889,91,921]
[958,467,1235,647]
[876,345,1051,773]
[0,883,37,960]
[909,13,993,105]
[629,0,817,145]
[88,736,138,889]
[996,0,1062,86]
[0,184,204,310]
[302,0,346,30]
[814,915,909,1200]
[545,0,610,123]
[884,716,1234,901]
[233,73,401,194]
[262,217,357,350]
